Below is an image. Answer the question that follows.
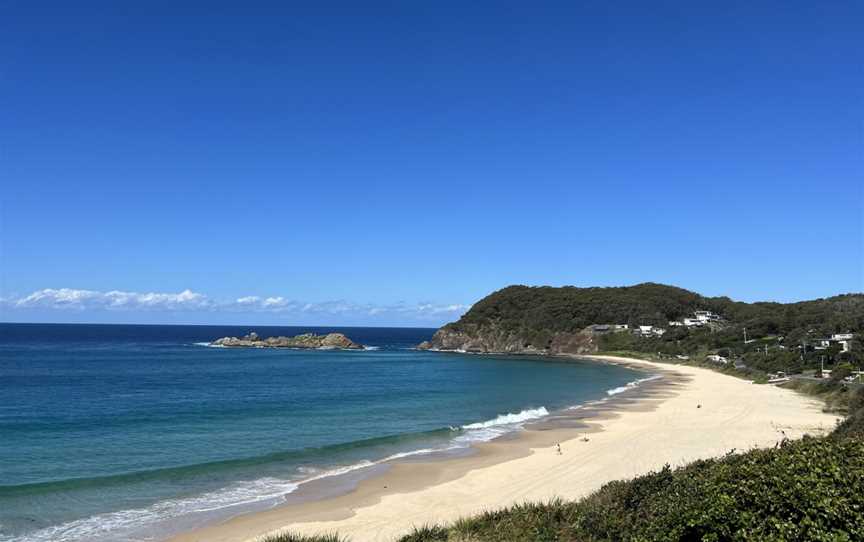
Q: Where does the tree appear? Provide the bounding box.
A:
[831,362,854,382]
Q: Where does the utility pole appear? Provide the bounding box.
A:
[743,327,748,344]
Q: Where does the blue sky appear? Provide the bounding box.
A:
[2,1,862,326]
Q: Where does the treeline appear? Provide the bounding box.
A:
[453,283,709,333]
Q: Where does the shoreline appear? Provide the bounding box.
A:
[170,355,839,542]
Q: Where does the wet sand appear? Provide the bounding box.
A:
[171,355,838,542]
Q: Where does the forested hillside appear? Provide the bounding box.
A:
[424,283,864,372]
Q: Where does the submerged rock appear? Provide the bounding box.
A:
[211,332,363,350]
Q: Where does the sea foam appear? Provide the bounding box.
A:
[8,477,301,542]
[462,407,550,429]
[7,445,467,542]
[606,374,663,396]
[193,341,224,348]
[451,407,551,445]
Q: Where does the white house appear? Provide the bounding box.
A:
[671,311,722,328]
[694,310,720,323]
[706,354,728,364]
[638,325,666,337]
[815,334,855,352]
[683,318,701,327]
[815,339,831,350]
[669,321,684,327]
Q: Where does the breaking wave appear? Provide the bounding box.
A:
[462,407,550,429]
[606,374,663,396]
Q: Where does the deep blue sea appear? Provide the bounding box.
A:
[0,323,643,542]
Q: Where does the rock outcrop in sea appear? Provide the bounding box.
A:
[211,332,364,349]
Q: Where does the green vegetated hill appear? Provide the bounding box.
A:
[265,387,864,542]
[420,283,864,374]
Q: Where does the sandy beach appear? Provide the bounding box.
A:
[171,356,840,542]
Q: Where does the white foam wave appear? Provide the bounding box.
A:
[11,477,300,542]
[605,385,629,396]
[606,374,663,396]
[462,407,549,429]
[193,341,224,348]
[447,407,550,446]
[10,446,459,542]
[10,406,559,542]
[302,460,375,482]
[363,345,381,351]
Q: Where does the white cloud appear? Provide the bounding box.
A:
[13,288,213,311]
[3,288,471,322]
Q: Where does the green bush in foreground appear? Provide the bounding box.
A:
[834,388,864,439]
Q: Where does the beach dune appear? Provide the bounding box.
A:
[172,356,839,542]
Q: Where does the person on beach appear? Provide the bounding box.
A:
[557,443,562,455]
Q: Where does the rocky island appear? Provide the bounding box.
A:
[211,332,364,349]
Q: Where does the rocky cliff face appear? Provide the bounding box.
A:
[417,323,598,355]
[212,332,363,349]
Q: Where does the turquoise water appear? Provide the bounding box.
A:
[0,324,643,541]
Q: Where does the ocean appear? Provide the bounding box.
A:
[0,323,645,542]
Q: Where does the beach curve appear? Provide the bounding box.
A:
[170,355,840,542]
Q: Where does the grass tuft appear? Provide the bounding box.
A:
[257,531,350,542]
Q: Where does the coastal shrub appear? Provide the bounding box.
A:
[783,380,856,414]
[834,387,864,438]
[398,525,450,541]
[831,362,855,382]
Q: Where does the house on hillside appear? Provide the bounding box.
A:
[832,333,855,352]
[684,318,701,327]
[694,310,721,323]
[706,354,728,364]
[669,310,723,328]
[590,324,634,335]
[814,333,855,353]
[638,325,666,337]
